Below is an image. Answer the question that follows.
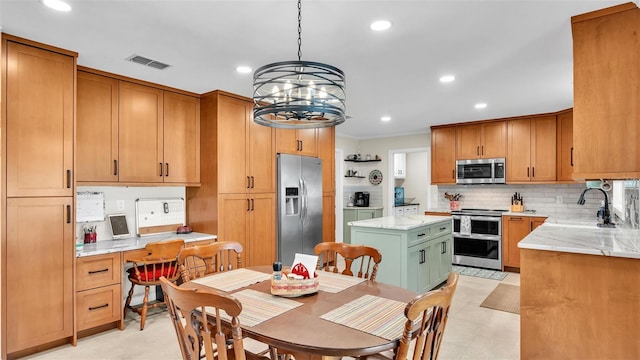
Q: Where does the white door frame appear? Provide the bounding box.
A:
[335,148,344,242]
[387,147,430,213]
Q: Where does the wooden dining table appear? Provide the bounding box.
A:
[181,266,419,360]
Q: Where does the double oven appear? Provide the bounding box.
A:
[451,209,506,270]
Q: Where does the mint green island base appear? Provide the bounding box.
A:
[349,215,452,293]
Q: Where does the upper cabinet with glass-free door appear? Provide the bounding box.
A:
[456,121,506,160]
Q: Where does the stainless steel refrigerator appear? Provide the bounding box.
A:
[277,154,323,266]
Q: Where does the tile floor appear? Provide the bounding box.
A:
[23,273,520,360]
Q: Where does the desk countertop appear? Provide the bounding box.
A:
[76,232,217,257]
[348,215,451,231]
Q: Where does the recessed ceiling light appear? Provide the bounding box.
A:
[475,103,487,109]
[439,75,455,83]
[370,20,391,31]
[381,116,392,122]
[41,0,71,12]
[236,66,252,74]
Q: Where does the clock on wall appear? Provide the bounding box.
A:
[369,169,383,185]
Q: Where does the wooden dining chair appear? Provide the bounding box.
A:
[178,241,243,282]
[160,277,252,360]
[314,242,383,281]
[124,238,184,330]
[390,272,459,360]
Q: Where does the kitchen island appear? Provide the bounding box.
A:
[348,215,452,293]
[518,221,640,359]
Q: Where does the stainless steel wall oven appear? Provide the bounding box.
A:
[451,209,506,270]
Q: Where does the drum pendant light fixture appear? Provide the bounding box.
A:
[253,0,346,129]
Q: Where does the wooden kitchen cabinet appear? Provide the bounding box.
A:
[456,121,506,160]
[507,116,556,183]
[6,197,74,354]
[276,128,318,156]
[217,193,276,266]
[77,71,119,182]
[163,91,201,184]
[323,195,335,243]
[317,126,335,194]
[76,253,123,332]
[556,109,574,182]
[118,81,164,183]
[77,69,200,185]
[2,35,77,358]
[572,3,640,179]
[216,92,275,194]
[5,40,74,197]
[502,215,546,270]
[430,126,457,184]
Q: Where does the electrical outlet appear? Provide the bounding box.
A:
[117,200,125,211]
[556,196,563,204]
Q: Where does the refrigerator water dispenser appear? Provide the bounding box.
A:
[285,187,300,215]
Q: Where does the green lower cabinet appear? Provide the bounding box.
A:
[350,219,452,293]
[343,208,383,244]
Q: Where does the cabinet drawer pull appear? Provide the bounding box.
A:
[165,163,169,177]
[114,160,118,176]
[417,233,426,237]
[159,162,163,176]
[510,217,523,220]
[439,226,447,231]
[88,303,109,311]
[88,268,109,275]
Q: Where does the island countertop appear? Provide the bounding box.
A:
[518,219,640,259]
[76,232,217,257]
[348,215,451,231]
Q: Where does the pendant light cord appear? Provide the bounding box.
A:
[297,0,302,61]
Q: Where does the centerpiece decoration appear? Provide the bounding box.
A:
[271,253,320,297]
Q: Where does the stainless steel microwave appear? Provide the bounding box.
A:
[456,158,506,184]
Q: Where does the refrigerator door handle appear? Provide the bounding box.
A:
[300,178,307,225]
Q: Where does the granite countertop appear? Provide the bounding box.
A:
[348,215,451,231]
[518,218,640,259]
[76,232,217,257]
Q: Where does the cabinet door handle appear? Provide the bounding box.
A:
[88,304,109,311]
[66,169,72,188]
[88,268,109,275]
[114,160,118,176]
[442,242,447,254]
[247,176,251,189]
[481,145,484,156]
[527,167,530,178]
[452,169,455,179]
[251,176,255,189]
[532,167,535,178]
[159,162,163,176]
[476,146,480,156]
[66,205,71,224]
[165,163,169,177]
[246,199,250,211]
[570,147,574,167]
[251,199,255,211]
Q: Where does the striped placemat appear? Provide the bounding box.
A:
[191,268,270,292]
[320,294,407,340]
[317,270,367,293]
[208,289,303,327]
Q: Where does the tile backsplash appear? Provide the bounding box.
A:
[436,184,603,218]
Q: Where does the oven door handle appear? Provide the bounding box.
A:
[453,233,502,241]
[451,215,501,222]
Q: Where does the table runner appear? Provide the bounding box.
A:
[317,270,367,293]
[320,294,406,340]
[208,289,303,327]
[191,268,270,292]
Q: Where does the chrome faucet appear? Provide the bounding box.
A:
[577,188,613,226]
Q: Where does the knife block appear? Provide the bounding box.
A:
[510,204,524,212]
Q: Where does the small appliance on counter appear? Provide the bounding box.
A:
[394,187,404,206]
[354,191,370,207]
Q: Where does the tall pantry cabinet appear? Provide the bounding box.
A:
[2,35,76,358]
[186,91,276,266]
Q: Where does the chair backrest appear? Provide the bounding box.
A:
[178,241,243,282]
[126,239,185,284]
[314,242,383,281]
[395,272,459,360]
[159,277,246,360]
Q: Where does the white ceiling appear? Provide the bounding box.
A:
[0,0,626,139]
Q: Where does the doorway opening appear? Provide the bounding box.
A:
[386,147,435,214]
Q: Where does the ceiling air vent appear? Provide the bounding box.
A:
[126,54,171,70]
